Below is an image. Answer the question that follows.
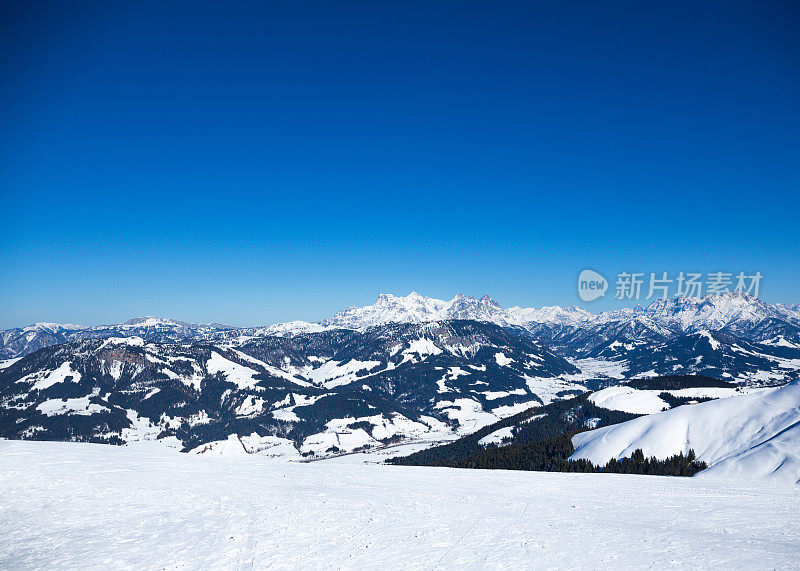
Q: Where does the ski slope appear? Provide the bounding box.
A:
[572,381,800,484]
[1,440,799,569]
[587,385,669,413]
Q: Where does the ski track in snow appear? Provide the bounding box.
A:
[0,440,799,569]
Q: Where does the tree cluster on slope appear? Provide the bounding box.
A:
[626,375,734,390]
[402,432,707,477]
[657,392,714,408]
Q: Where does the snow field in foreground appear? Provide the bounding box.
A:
[0,440,799,569]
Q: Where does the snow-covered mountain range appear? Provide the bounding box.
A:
[1,291,799,465]
[3,291,799,383]
[4,291,799,356]
[297,290,800,333]
[0,317,234,360]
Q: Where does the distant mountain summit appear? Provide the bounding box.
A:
[640,293,786,331]
[322,292,450,329]
[316,292,512,330]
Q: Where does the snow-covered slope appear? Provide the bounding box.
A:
[2,440,799,568]
[571,381,800,484]
[587,386,670,414]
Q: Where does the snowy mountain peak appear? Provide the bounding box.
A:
[123,317,185,327]
[322,292,449,330]
[508,304,595,326]
[641,292,782,332]
[23,322,84,333]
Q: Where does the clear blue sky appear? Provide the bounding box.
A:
[1,1,798,328]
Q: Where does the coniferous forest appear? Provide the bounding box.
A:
[447,433,707,476]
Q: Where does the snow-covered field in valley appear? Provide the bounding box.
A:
[1,441,799,569]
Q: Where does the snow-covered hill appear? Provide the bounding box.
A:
[571,380,800,484]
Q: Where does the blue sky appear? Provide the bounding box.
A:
[1,1,798,328]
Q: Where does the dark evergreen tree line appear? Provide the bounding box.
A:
[657,392,714,408]
[399,431,707,477]
[626,375,734,390]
